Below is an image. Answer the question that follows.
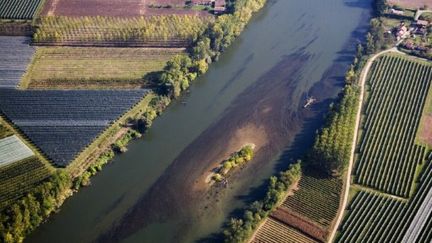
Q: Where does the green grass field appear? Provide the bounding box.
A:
[21,47,184,89]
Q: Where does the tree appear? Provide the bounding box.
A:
[345,64,356,84]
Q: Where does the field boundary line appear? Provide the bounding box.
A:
[328,47,398,243]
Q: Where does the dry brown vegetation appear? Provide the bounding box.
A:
[21,47,184,89]
[41,0,211,17]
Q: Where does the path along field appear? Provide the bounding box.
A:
[354,54,431,197]
[21,47,184,89]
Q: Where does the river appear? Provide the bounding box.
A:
[27,0,371,242]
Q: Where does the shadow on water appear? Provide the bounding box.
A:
[98,47,314,242]
[198,3,373,241]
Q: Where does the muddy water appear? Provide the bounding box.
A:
[27,0,371,242]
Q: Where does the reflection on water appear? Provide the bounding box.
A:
[27,0,371,242]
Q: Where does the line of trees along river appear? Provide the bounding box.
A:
[27,0,372,242]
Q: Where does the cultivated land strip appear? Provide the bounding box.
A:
[328,48,398,242]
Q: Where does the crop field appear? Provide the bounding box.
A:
[33,16,212,47]
[354,55,432,197]
[387,0,432,9]
[0,0,42,19]
[21,47,184,89]
[281,171,342,229]
[0,36,35,88]
[0,135,34,167]
[0,89,149,167]
[252,218,318,243]
[337,155,432,242]
[41,0,208,17]
[418,84,432,147]
[0,156,52,209]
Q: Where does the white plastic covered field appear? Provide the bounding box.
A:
[0,135,34,166]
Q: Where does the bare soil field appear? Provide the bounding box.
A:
[387,0,432,9]
[419,115,432,147]
[41,0,211,17]
[271,208,327,242]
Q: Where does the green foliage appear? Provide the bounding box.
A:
[223,162,301,243]
[112,130,141,153]
[73,150,115,190]
[366,18,392,54]
[0,157,52,210]
[0,171,72,243]
[308,85,359,176]
[214,145,254,179]
[158,0,266,98]
[33,16,212,44]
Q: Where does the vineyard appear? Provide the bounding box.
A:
[281,171,342,229]
[0,89,149,166]
[0,36,35,88]
[21,47,184,89]
[338,153,432,242]
[33,16,213,47]
[354,55,432,197]
[0,0,42,19]
[0,135,34,166]
[252,218,318,243]
[0,156,52,209]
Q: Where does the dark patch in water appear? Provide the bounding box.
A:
[98,50,311,243]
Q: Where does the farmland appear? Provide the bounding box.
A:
[418,82,432,147]
[0,0,43,19]
[33,16,213,47]
[0,157,52,209]
[0,135,34,166]
[281,172,342,229]
[0,36,34,88]
[252,218,318,243]
[337,153,432,242]
[354,55,432,197]
[21,47,184,89]
[0,89,149,167]
[41,0,209,17]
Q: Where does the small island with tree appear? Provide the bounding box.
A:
[207,144,255,185]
